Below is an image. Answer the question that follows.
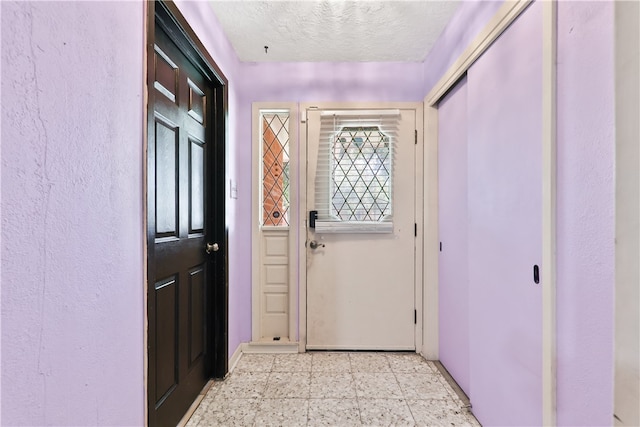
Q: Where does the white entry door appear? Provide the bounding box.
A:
[305,108,417,350]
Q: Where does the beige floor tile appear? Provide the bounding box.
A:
[187,352,472,427]
[350,353,392,372]
[264,372,311,398]
[273,353,313,372]
[312,352,352,372]
[407,399,479,427]
[308,398,362,426]
[195,397,260,426]
[354,372,404,399]
[434,375,466,404]
[358,398,415,426]
[310,372,357,398]
[253,398,309,426]
[217,372,269,399]
[396,373,454,400]
[234,354,275,373]
[387,353,434,374]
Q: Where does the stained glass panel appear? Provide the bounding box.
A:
[262,112,290,226]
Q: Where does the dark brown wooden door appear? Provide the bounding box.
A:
[147,8,226,426]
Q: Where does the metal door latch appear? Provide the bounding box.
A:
[308,240,325,249]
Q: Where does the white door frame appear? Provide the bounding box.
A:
[614,1,640,425]
[298,102,424,352]
[422,0,556,424]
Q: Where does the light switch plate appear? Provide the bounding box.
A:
[230,179,238,199]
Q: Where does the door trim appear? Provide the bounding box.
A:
[144,1,229,424]
[614,2,640,425]
[299,102,424,352]
[422,0,556,424]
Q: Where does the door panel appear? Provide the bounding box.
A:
[306,109,416,350]
[437,76,470,396]
[467,2,542,425]
[147,23,216,427]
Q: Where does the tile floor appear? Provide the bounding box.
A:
[186,352,481,426]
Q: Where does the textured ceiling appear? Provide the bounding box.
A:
[208,1,461,62]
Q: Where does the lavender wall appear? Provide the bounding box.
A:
[437,77,470,396]
[241,62,425,103]
[556,1,615,425]
[422,0,503,96]
[1,2,145,425]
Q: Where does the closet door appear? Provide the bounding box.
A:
[438,76,470,396]
[467,2,542,425]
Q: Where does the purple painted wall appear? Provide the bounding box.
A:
[1,2,145,425]
[422,0,503,95]
[437,77,470,396]
[241,62,425,103]
[556,1,615,425]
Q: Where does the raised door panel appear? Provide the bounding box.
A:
[155,276,179,406]
[260,232,289,340]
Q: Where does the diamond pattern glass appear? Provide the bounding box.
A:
[331,126,391,221]
[262,112,290,226]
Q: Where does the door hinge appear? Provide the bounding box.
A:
[414,223,417,237]
[414,309,417,324]
[415,129,418,145]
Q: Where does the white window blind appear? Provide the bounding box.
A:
[314,109,400,233]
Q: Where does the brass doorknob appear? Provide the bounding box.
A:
[206,242,219,254]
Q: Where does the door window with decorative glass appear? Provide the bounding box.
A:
[314,110,399,233]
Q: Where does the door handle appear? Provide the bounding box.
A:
[206,242,219,254]
[308,240,325,250]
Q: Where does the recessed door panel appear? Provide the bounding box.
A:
[189,139,205,233]
[188,267,205,366]
[155,276,178,405]
[155,120,178,236]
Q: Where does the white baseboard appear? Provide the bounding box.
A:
[228,343,244,374]
[228,342,300,375]
[244,341,299,354]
